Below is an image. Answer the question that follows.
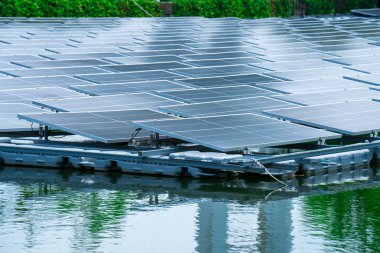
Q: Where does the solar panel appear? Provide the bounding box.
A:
[259,52,333,62]
[346,64,380,74]
[345,74,380,86]
[311,43,376,53]
[0,86,86,103]
[0,76,91,89]
[70,80,191,95]
[104,55,186,65]
[274,88,380,106]
[256,78,370,94]
[325,55,380,66]
[251,59,338,72]
[351,8,380,17]
[180,52,257,60]
[159,96,298,117]
[41,53,126,60]
[168,65,265,78]
[13,59,110,68]
[0,103,48,132]
[0,66,109,78]
[132,113,341,152]
[176,73,282,88]
[33,93,183,112]
[101,62,191,72]
[124,49,196,57]
[157,85,279,103]
[265,67,362,81]
[18,109,177,142]
[76,70,185,84]
[264,100,380,135]
[183,57,267,67]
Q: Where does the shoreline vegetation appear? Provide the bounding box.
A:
[0,0,377,18]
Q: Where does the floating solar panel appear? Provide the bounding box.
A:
[70,80,191,96]
[345,74,380,86]
[180,52,257,60]
[0,86,85,103]
[351,8,380,17]
[18,109,177,142]
[33,93,183,112]
[104,55,186,65]
[41,53,126,60]
[168,65,265,78]
[256,78,370,94]
[274,88,380,106]
[13,59,110,69]
[252,59,338,72]
[101,62,191,73]
[183,57,267,67]
[260,52,333,62]
[124,49,196,57]
[176,74,282,88]
[157,85,279,103]
[325,55,380,66]
[132,113,340,152]
[159,96,298,117]
[0,76,91,89]
[265,67,362,81]
[0,103,48,132]
[346,64,380,74]
[0,66,109,78]
[264,100,380,135]
[76,70,185,84]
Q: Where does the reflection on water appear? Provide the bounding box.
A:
[0,165,380,253]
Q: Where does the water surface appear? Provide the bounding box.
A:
[0,165,379,253]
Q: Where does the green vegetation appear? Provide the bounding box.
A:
[0,0,161,17]
[0,0,377,17]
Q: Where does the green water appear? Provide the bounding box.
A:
[1,166,380,253]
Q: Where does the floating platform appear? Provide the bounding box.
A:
[0,137,379,179]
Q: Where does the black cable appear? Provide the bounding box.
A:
[129,128,142,143]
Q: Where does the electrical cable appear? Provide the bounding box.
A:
[129,128,142,143]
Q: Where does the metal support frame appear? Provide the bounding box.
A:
[44,126,49,141]
[38,124,43,140]
[155,133,160,149]
[257,140,380,164]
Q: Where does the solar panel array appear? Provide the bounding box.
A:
[3,16,380,150]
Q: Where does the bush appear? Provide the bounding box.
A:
[0,0,161,17]
[0,0,377,18]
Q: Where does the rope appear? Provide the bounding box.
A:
[251,157,287,187]
[263,166,287,187]
[131,0,155,17]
